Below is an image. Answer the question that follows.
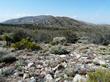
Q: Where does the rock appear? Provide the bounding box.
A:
[84,59,92,64]
[28,62,34,68]
[54,70,64,78]
[35,74,45,82]
[55,77,61,82]
[73,52,81,58]
[18,80,23,82]
[70,53,74,56]
[53,64,65,72]
[37,65,43,69]
[93,58,106,65]
[30,77,36,82]
[64,67,75,77]
[14,72,19,76]
[44,74,54,82]
[73,74,87,82]
[23,73,29,79]
[60,55,66,58]
[78,65,88,75]
[61,62,67,68]
[0,77,6,82]
[78,68,87,75]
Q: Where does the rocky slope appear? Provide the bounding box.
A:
[0,41,110,82]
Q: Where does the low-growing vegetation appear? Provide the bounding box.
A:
[87,69,110,82]
[11,38,42,50]
[97,46,110,55]
[50,45,70,55]
[0,24,110,45]
[51,37,67,45]
[0,68,14,77]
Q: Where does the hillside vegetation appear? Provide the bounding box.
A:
[0,23,110,45]
[0,16,110,82]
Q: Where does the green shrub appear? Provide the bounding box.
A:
[50,45,70,55]
[101,64,108,68]
[87,69,110,82]
[11,38,41,50]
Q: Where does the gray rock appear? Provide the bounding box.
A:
[73,74,87,82]
[18,80,23,82]
[44,74,54,82]
[30,77,36,82]
[23,73,29,79]
[28,62,34,68]
[93,58,106,65]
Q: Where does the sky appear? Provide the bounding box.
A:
[0,0,110,24]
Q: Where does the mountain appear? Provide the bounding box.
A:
[3,15,93,28]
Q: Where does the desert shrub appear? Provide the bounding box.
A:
[85,27,110,45]
[1,24,110,45]
[101,64,108,68]
[0,55,17,63]
[51,37,67,45]
[64,67,75,77]
[50,45,70,55]
[11,38,41,50]
[0,49,17,63]
[2,33,12,46]
[11,30,31,43]
[78,36,89,44]
[0,35,3,41]
[32,30,53,43]
[0,51,9,57]
[97,46,110,55]
[87,69,110,82]
[0,68,14,77]
[63,30,79,43]
[15,59,26,71]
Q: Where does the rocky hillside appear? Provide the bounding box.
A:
[0,37,110,82]
[3,15,94,28]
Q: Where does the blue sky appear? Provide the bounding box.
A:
[0,0,110,24]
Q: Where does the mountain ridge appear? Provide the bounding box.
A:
[3,15,95,28]
[3,15,110,28]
